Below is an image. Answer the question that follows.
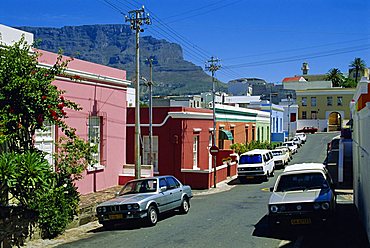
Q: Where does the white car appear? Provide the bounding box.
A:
[282,141,298,154]
[292,136,303,147]
[272,149,290,169]
[237,149,275,181]
[295,133,307,143]
[268,163,336,226]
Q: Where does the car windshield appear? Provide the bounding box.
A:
[119,179,158,195]
[240,154,262,164]
[275,172,329,192]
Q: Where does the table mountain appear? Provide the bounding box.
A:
[18,24,225,96]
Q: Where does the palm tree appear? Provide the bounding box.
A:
[325,68,344,87]
[350,57,367,83]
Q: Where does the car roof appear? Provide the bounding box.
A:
[240,149,271,155]
[127,175,174,182]
[283,163,326,173]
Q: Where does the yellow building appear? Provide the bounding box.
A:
[296,88,355,131]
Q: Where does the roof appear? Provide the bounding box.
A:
[282,76,306,82]
[241,149,271,155]
[283,163,326,173]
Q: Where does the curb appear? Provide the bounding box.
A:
[192,176,237,196]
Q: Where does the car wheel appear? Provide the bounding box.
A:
[179,197,190,214]
[146,206,158,226]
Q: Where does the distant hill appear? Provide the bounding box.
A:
[18,24,226,96]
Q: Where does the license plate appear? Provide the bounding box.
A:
[291,218,311,225]
[246,176,254,179]
[109,214,123,220]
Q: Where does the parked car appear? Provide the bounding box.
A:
[296,126,318,134]
[268,163,336,226]
[237,149,275,181]
[295,133,307,143]
[282,141,298,154]
[96,176,193,228]
[275,146,292,161]
[272,149,289,169]
[292,136,303,147]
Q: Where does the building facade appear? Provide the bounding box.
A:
[351,77,370,242]
[296,88,355,132]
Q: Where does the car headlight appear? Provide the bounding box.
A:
[321,202,330,210]
[257,166,263,170]
[97,207,102,213]
[102,207,107,213]
[133,204,140,210]
[127,204,132,210]
[270,205,278,213]
[313,203,321,210]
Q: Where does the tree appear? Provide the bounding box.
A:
[325,68,344,87]
[350,57,367,83]
[0,37,95,243]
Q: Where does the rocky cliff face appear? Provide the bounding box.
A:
[18,24,221,96]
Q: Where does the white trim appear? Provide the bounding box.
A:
[55,76,128,90]
[230,124,236,127]
[127,115,171,127]
[219,124,225,128]
[353,78,369,103]
[39,63,131,87]
[209,128,214,132]
[193,128,202,132]
[245,124,250,127]
[168,111,213,119]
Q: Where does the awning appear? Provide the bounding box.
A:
[219,129,233,140]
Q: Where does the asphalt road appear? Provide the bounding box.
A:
[57,132,369,248]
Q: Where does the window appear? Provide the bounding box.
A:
[252,126,255,141]
[166,177,179,189]
[337,96,343,106]
[143,136,159,172]
[311,111,318,119]
[245,126,249,143]
[159,178,167,188]
[88,116,102,169]
[302,97,307,106]
[231,128,235,144]
[302,111,307,119]
[327,96,333,106]
[240,154,262,164]
[311,97,317,107]
[193,135,199,169]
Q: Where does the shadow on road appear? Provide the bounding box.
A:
[88,211,180,233]
[253,203,369,248]
[228,178,265,185]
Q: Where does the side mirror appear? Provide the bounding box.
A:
[270,187,274,192]
[160,186,167,192]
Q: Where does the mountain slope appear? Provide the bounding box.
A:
[18,24,225,96]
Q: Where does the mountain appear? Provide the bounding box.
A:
[18,24,226,96]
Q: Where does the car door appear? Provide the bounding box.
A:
[157,178,172,212]
[165,176,183,209]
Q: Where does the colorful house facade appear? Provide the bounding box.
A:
[296,88,355,132]
[2,24,131,195]
[126,107,238,189]
[36,50,130,195]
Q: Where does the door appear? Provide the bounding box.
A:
[165,176,183,209]
[35,122,55,168]
[157,178,172,212]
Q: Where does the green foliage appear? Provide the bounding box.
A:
[342,77,357,88]
[325,68,344,87]
[0,36,80,152]
[230,141,281,155]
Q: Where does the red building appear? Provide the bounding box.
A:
[125,107,237,189]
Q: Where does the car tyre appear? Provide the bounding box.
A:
[146,205,158,226]
[179,197,190,214]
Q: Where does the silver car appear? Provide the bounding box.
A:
[268,163,336,226]
[96,176,193,228]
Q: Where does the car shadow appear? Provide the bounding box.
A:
[89,210,181,233]
[228,178,266,185]
[252,203,370,248]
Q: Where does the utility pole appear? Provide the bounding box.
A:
[269,90,272,144]
[146,58,154,168]
[205,57,221,188]
[125,6,151,179]
[287,94,292,141]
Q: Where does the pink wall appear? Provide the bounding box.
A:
[39,50,128,195]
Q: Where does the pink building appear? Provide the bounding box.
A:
[36,50,130,195]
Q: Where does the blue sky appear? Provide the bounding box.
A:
[1,0,370,83]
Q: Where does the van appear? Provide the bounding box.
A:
[237,149,275,181]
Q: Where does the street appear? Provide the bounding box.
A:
[54,132,368,248]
